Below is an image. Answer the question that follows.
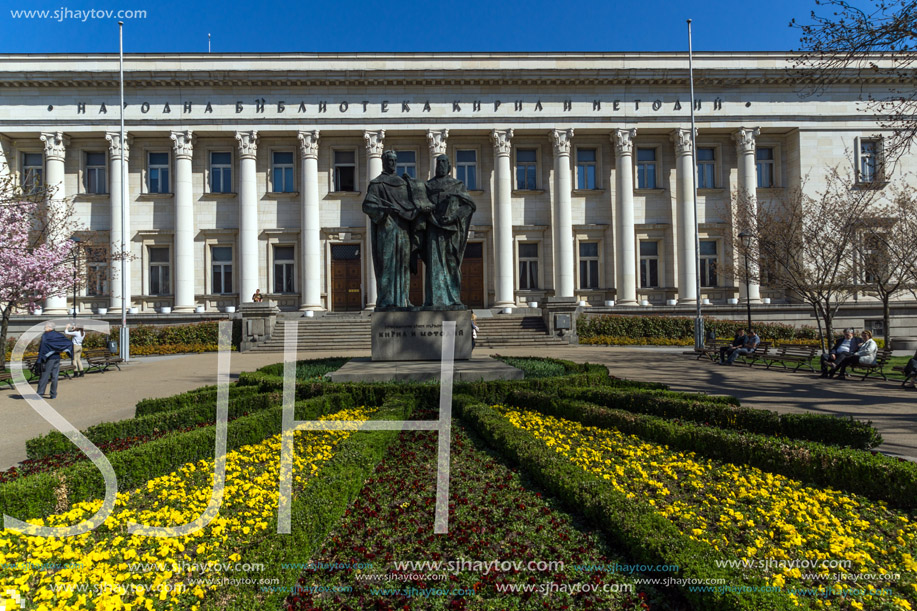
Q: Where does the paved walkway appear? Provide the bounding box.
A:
[1,346,913,471]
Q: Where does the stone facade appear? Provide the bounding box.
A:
[0,52,914,314]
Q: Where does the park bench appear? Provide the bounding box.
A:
[847,348,893,381]
[763,343,818,373]
[734,341,772,367]
[84,348,123,373]
[683,339,723,361]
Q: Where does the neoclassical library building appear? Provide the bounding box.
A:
[0,52,910,315]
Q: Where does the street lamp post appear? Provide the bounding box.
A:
[738,231,753,332]
[69,236,81,317]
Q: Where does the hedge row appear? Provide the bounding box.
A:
[202,393,416,610]
[501,390,917,512]
[0,394,361,521]
[539,386,882,449]
[455,398,795,611]
[135,384,261,417]
[577,314,818,341]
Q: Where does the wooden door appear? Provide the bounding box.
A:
[331,244,363,311]
[461,242,484,308]
[409,261,424,307]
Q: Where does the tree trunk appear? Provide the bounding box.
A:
[0,303,12,371]
[883,295,892,349]
[812,301,825,352]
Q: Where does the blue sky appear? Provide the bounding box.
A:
[2,0,810,53]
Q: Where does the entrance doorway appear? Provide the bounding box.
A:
[460,242,485,308]
[331,243,362,311]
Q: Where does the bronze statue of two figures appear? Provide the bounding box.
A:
[363,152,476,311]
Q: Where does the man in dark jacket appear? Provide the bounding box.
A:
[719,329,746,364]
[820,328,861,378]
[36,322,72,399]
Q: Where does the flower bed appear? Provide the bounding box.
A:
[495,405,917,610]
[0,406,375,611]
[284,408,665,611]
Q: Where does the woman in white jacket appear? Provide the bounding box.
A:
[831,330,877,380]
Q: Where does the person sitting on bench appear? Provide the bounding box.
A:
[719,329,746,363]
[820,328,861,378]
[721,329,759,365]
[831,330,877,380]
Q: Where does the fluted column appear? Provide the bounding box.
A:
[106,132,131,310]
[41,132,70,314]
[613,128,638,305]
[672,128,698,304]
[427,129,449,178]
[491,129,515,308]
[236,130,259,305]
[171,130,195,312]
[0,136,10,182]
[551,129,575,298]
[363,130,385,310]
[299,130,323,310]
[734,127,762,303]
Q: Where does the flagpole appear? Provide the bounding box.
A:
[688,19,704,350]
[119,21,130,361]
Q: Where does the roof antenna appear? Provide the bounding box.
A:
[208,33,211,53]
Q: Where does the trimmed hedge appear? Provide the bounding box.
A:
[0,394,363,521]
[455,398,796,611]
[135,384,261,417]
[541,387,881,449]
[577,314,817,342]
[202,393,416,610]
[500,390,917,512]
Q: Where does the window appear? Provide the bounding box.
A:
[858,233,886,284]
[210,152,232,193]
[211,246,233,294]
[148,152,170,193]
[272,151,294,193]
[636,148,657,189]
[395,151,416,178]
[21,152,43,194]
[148,247,170,295]
[756,147,774,188]
[84,152,107,194]
[455,149,477,189]
[699,240,718,287]
[696,147,715,189]
[333,150,356,192]
[85,247,108,296]
[858,139,882,184]
[519,242,539,290]
[640,241,659,288]
[516,149,537,190]
[579,242,599,289]
[576,148,597,190]
[273,245,295,294]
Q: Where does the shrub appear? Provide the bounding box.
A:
[135,384,261,417]
[577,314,817,342]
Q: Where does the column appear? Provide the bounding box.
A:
[734,127,762,303]
[171,130,195,312]
[613,128,638,305]
[236,130,259,305]
[551,128,575,298]
[363,129,385,310]
[0,136,10,182]
[298,130,323,310]
[672,128,698,304]
[41,131,70,315]
[491,128,515,308]
[427,129,449,178]
[105,132,131,311]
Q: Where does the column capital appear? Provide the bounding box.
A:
[40,131,69,162]
[105,132,132,161]
[298,130,320,159]
[550,128,575,156]
[491,128,514,157]
[363,130,386,158]
[671,128,694,157]
[170,130,194,160]
[235,130,258,160]
[612,128,637,157]
[427,129,449,156]
[734,127,761,155]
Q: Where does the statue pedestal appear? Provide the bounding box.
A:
[371,310,472,361]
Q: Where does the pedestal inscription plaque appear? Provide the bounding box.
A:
[371,310,472,361]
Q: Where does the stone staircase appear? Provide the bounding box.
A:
[247,313,565,352]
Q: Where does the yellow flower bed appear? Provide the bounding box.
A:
[497,406,917,610]
[0,407,373,611]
